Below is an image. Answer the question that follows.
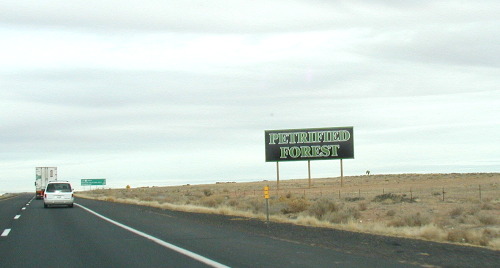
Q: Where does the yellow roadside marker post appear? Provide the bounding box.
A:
[264,186,270,226]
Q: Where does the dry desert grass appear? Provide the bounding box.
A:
[0,193,15,200]
[77,173,500,250]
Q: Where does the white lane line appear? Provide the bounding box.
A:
[1,229,11,237]
[14,215,21,220]
[21,207,26,210]
[75,203,230,268]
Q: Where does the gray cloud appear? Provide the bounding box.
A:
[2,1,497,33]
[352,23,500,68]
[1,1,499,193]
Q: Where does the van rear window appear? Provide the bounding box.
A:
[46,183,72,193]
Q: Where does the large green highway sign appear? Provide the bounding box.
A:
[81,179,106,186]
[265,127,354,162]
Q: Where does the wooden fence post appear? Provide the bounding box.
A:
[479,185,482,201]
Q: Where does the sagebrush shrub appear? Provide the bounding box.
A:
[373,193,414,203]
[248,198,262,214]
[390,212,431,227]
[447,229,487,245]
[281,198,310,214]
[345,197,365,202]
[478,213,498,225]
[307,199,340,220]
[325,207,360,224]
[358,201,368,211]
[203,189,213,197]
[449,207,464,218]
[199,195,223,207]
[227,198,239,207]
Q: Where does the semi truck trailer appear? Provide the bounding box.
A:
[35,167,57,199]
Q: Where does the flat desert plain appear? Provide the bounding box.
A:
[78,173,499,250]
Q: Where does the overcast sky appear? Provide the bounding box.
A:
[1,1,499,193]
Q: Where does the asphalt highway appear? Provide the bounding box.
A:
[1,193,498,267]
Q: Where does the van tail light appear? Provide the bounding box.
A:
[44,194,47,199]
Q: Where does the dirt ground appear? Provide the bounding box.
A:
[269,173,499,222]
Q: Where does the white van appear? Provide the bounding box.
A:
[44,181,74,208]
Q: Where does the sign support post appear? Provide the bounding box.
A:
[340,159,344,187]
[276,162,280,191]
[266,198,269,226]
[308,160,311,189]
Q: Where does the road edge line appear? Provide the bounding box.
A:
[75,203,230,268]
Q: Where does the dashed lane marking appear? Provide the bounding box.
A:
[14,215,21,220]
[1,229,11,237]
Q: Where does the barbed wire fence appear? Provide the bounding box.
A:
[225,183,498,203]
